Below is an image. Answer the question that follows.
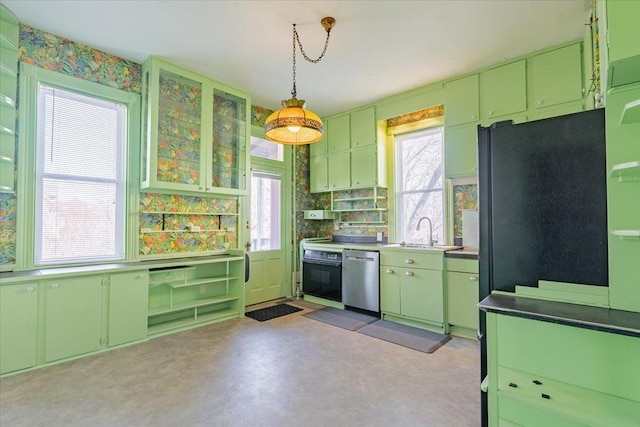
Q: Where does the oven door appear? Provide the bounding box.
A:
[302,258,342,302]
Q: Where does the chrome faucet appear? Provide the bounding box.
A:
[416,216,436,247]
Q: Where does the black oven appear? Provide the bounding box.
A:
[302,249,342,302]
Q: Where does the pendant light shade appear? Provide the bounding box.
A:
[265,17,335,145]
[264,98,323,145]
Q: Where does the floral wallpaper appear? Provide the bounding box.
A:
[139,194,237,256]
[387,105,444,127]
[453,184,478,238]
[251,105,272,128]
[0,195,16,264]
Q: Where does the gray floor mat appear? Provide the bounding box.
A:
[303,306,378,331]
[357,319,451,353]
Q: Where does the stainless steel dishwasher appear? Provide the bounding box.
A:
[342,249,380,313]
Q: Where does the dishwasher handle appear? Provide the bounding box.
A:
[345,256,376,262]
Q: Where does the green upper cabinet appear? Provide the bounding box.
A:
[350,107,377,148]
[351,147,378,188]
[0,4,18,193]
[310,128,328,157]
[444,74,479,127]
[530,44,584,111]
[310,154,329,193]
[141,57,249,196]
[328,151,351,190]
[606,0,640,88]
[0,282,38,374]
[327,114,350,153]
[444,123,478,178]
[480,60,527,124]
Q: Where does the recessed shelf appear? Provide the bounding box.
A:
[148,295,238,316]
[333,208,387,212]
[140,229,228,234]
[611,230,640,240]
[333,196,387,202]
[610,161,640,182]
[164,276,238,289]
[620,99,640,125]
[147,307,238,335]
[140,211,238,216]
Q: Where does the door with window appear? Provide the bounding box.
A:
[245,134,291,306]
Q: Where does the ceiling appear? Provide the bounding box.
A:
[4,0,591,117]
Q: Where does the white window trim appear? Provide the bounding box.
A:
[16,63,141,269]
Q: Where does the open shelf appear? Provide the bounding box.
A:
[333,196,387,202]
[140,211,239,216]
[620,99,640,124]
[164,275,238,288]
[140,229,228,234]
[147,307,238,335]
[610,230,640,240]
[332,208,386,212]
[610,161,640,182]
[148,294,238,316]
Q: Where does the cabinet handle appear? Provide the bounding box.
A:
[541,393,551,400]
[136,274,145,279]
[405,271,414,276]
[469,275,478,281]
[537,100,544,105]
[405,259,414,264]
[27,286,35,292]
[488,111,495,116]
[386,268,394,274]
[532,380,542,385]
[52,283,59,289]
[508,382,518,388]
[472,114,478,120]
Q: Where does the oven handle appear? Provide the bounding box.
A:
[302,259,342,267]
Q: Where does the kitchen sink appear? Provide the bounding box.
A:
[384,243,463,251]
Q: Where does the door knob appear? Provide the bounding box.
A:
[405,271,414,276]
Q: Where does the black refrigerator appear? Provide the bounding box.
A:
[477,108,609,426]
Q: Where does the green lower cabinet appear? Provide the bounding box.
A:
[400,268,443,324]
[446,271,479,331]
[380,267,400,315]
[108,271,149,347]
[0,282,38,374]
[444,123,478,178]
[498,394,588,427]
[44,276,103,363]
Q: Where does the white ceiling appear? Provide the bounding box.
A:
[4,0,591,117]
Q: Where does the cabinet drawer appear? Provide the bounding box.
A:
[445,257,478,273]
[498,393,588,427]
[496,315,640,402]
[381,250,442,270]
[498,367,640,427]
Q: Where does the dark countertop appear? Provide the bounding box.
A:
[479,293,640,337]
[445,249,479,260]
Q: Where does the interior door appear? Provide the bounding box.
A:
[245,134,291,306]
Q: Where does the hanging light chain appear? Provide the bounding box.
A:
[290,21,333,99]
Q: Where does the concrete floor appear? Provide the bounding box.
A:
[0,299,480,427]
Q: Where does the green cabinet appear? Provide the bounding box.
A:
[43,276,103,363]
[444,74,479,127]
[606,0,640,88]
[310,132,328,157]
[380,250,444,332]
[444,123,478,178]
[0,282,38,374]
[141,57,249,196]
[0,4,18,193]
[310,154,329,192]
[350,107,376,148]
[530,44,584,113]
[446,258,479,335]
[108,270,149,347]
[327,114,350,153]
[351,147,382,188]
[480,60,527,124]
[327,151,351,190]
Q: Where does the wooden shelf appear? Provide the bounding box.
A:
[610,161,640,182]
[620,99,640,124]
[148,295,238,316]
[611,230,640,240]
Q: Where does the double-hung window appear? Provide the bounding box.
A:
[395,126,444,244]
[20,64,139,266]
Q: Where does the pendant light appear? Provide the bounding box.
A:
[264,17,335,145]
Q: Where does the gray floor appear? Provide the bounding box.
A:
[0,299,480,427]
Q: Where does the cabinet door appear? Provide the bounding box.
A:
[400,268,443,324]
[445,74,479,126]
[350,107,376,148]
[607,0,640,64]
[531,44,583,109]
[310,131,328,156]
[444,123,478,178]
[108,271,149,347]
[446,271,479,330]
[147,64,207,192]
[0,282,38,374]
[351,147,377,188]
[480,60,527,122]
[210,86,249,192]
[380,266,401,314]
[44,276,103,363]
[328,151,350,190]
[310,154,329,193]
[327,114,350,153]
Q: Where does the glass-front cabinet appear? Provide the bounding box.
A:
[141,57,249,195]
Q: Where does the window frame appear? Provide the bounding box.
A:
[17,63,141,269]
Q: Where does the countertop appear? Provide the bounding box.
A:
[479,293,640,337]
[444,249,478,259]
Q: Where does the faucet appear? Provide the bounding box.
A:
[416,217,436,247]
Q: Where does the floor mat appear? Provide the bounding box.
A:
[245,303,302,322]
[303,306,378,331]
[357,319,451,353]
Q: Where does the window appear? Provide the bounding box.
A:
[35,84,127,265]
[395,127,444,244]
[250,136,283,161]
[250,170,281,251]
